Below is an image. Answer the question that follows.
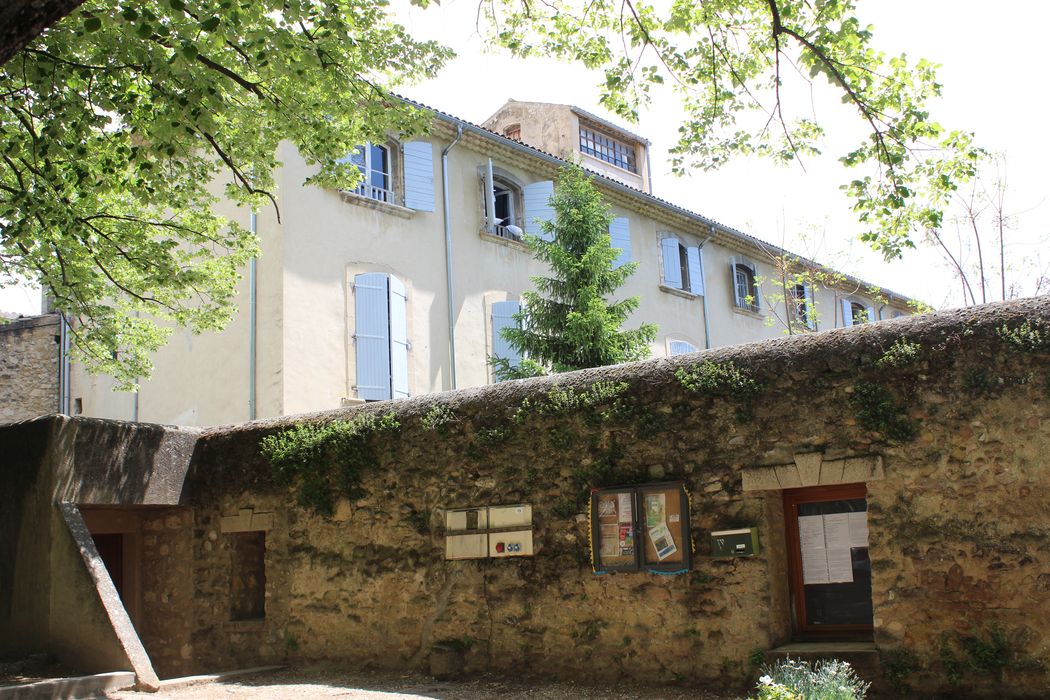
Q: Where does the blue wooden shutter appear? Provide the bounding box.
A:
[609,217,631,269]
[661,238,682,289]
[866,305,876,324]
[403,141,435,211]
[355,273,391,400]
[729,256,742,307]
[491,300,522,376]
[687,246,703,295]
[523,180,555,241]
[841,298,854,327]
[388,275,409,398]
[803,283,816,329]
[669,340,696,356]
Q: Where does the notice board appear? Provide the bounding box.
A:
[590,482,691,574]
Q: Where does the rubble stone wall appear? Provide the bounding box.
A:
[0,314,58,423]
[176,298,1050,696]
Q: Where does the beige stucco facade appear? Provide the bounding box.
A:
[67,101,912,427]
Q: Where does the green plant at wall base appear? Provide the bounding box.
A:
[997,320,1049,352]
[881,647,920,693]
[260,412,400,516]
[753,658,869,700]
[960,626,1010,679]
[875,338,922,369]
[850,381,919,442]
[748,648,767,667]
[939,636,963,684]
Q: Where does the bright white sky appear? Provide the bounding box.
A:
[2,1,1046,315]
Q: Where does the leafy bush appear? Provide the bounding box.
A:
[751,658,869,700]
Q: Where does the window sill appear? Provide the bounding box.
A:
[659,284,701,300]
[731,305,763,320]
[339,190,414,219]
[479,229,529,251]
[224,619,265,631]
[341,396,366,407]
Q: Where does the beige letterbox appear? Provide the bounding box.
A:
[444,504,533,560]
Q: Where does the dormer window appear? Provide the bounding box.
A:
[579,125,637,173]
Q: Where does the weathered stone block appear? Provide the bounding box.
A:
[741,466,780,492]
[774,464,802,489]
[793,452,823,486]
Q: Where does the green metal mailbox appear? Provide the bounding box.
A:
[710,527,760,557]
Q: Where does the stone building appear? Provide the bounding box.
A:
[0,313,60,423]
[3,298,1048,696]
[57,97,911,427]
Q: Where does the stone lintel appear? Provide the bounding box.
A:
[741,453,883,491]
[220,508,273,533]
[794,452,823,486]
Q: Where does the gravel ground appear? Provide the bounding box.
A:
[108,668,746,700]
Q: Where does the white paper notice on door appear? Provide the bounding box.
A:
[848,511,869,548]
[823,513,854,583]
[798,515,830,585]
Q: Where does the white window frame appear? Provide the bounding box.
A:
[667,337,699,356]
[731,258,760,313]
[343,141,396,204]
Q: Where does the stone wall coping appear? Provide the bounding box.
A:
[198,295,1050,438]
[0,312,59,333]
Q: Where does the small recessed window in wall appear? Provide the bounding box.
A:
[230,531,265,621]
[590,482,692,574]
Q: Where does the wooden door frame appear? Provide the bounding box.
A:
[782,483,873,639]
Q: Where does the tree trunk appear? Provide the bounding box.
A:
[0,0,84,66]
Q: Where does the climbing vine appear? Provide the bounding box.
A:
[260,412,400,516]
[850,381,918,442]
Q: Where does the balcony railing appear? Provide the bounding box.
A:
[353,183,395,204]
[492,224,523,242]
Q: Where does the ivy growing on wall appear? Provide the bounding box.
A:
[260,412,400,516]
[850,381,919,442]
[675,361,761,421]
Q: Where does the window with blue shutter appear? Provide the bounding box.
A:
[841,298,855,327]
[388,276,409,398]
[403,141,435,212]
[669,340,697,356]
[609,217,631,269]
[491,300,522,379]
[686,246,703,295]
[661,238,682,289]
[523,180,555,241]
[355,272,410,401]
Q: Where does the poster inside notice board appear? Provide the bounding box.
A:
[641,486,684,565]
[595,490,636,569]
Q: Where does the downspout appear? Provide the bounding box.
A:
[59,313,71,414]
[248,211,258,420]
[698,233,714,349]
[442,125,463,390]
[644,145,654,194]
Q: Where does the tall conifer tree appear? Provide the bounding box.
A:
[491,165,657,380]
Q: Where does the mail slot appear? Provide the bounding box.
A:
[710,527,759,557]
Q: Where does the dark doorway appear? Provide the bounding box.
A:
[91,532,125,600]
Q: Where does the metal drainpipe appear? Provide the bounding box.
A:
[59,313,71,414]
[698,233,714,349]
[644,145,654,194]
[248,211,258,420]
[442,125,463,390]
